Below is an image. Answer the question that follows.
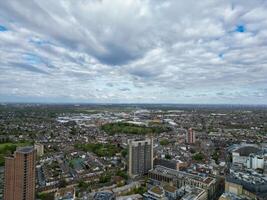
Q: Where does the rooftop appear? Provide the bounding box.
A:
[233,146,260,156]
[94,191,114,200]
[179,186,206,200]
[228,169,267,185]
[150,186,164,195]
[16,146,34,154]
[163,184,177,193]
[151,165,216,185]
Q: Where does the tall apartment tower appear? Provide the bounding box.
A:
[4,146,36,200]
[128,138,153,177]
[186,128,195,144]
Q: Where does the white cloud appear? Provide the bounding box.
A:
[0,0,267,104]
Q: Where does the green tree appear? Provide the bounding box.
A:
[193,152,204,161]
[165,154,172,160]
[99,173,111,183]
[58,179,67,188]
[78,180,90,191]
[121,149,128,158]
[212,151,220,164]
[37,192,54,200]
[116,170,128,180]
[160,139,170,146]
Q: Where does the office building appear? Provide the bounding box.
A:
[128,138,153,177]
[4,146,36,200]
[186,128,195,144]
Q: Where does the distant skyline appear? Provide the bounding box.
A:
[1,0,267,104]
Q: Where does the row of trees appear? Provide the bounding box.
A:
[101,122,171,135]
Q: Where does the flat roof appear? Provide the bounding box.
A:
[150,165,216,185]
[163,184,177,193]
[150,186,164,195]
[16,146,34,154]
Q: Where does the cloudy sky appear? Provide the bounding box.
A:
[0,0,267,104]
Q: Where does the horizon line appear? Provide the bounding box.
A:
[1,102,267,107]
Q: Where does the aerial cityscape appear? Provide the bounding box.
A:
[0,0,267,200]
[0,104,266,200]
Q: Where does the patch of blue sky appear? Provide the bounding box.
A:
[29,37,50,46]
[235,25,245,33]
[23,53,43,65]
[0,25,7,32]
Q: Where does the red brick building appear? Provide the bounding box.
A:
[186,128,196,144]
[4,146,36,200]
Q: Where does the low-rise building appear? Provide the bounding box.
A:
[154,158,187,170]
[148,166,216,199]
[225,168,267,199]
[54,187,75,200]
[144,185,207,200]
[178,186,207,200]
[112,182,141,196]
[218,192,244,200]
[94,191,115,200]
[143,185,166,200]
[117,194,143,200]
[163,184,178,200]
